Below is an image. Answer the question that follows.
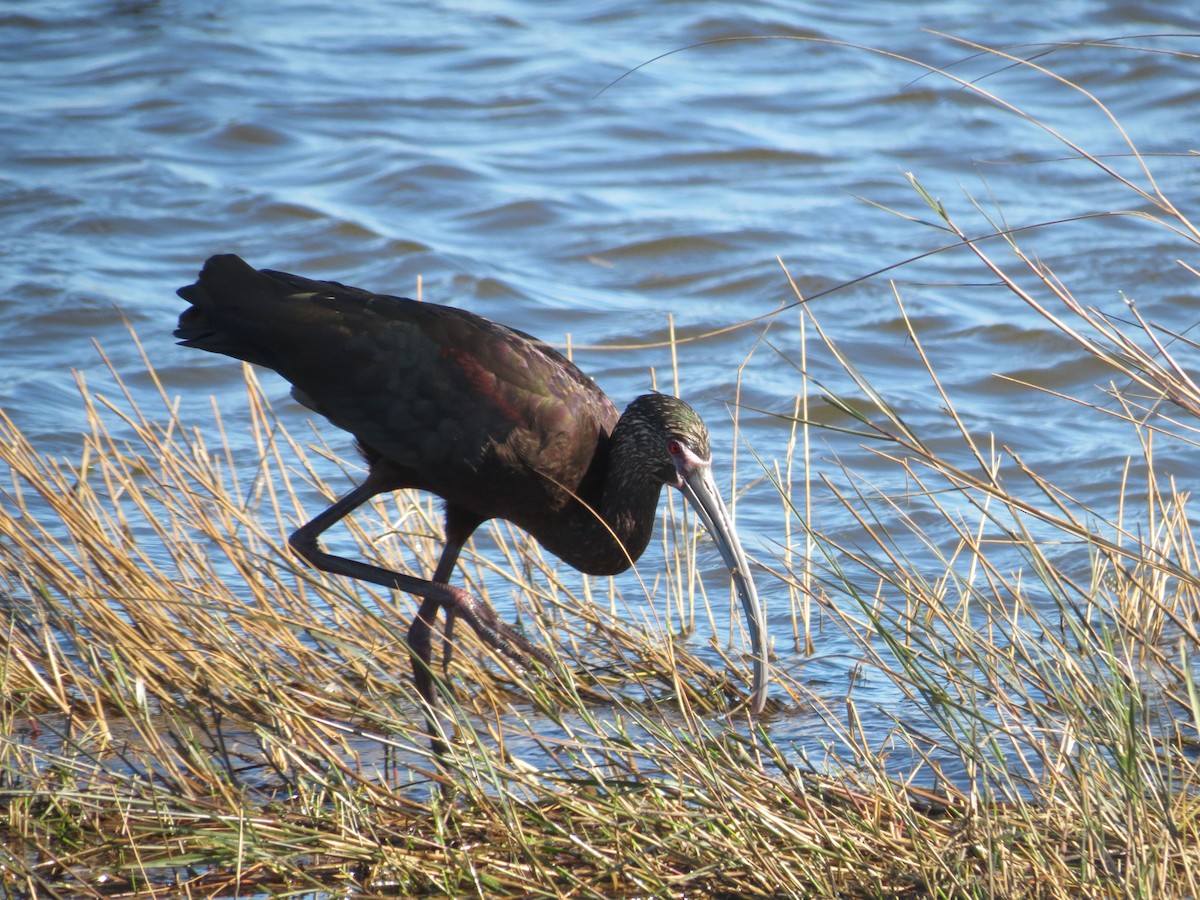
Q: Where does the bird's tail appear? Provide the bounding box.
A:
[175,254,284,369]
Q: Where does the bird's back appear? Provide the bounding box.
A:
[177,255,620,524]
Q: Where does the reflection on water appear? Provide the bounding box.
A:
[2,0,1199,781]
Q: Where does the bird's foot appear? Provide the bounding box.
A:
[442,585,558,674]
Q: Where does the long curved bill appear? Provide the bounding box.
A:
[678,464,768,714]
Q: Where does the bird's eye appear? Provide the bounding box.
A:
[667,439,682,456]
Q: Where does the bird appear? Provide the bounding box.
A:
[175,254,768,746]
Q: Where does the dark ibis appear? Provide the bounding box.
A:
[176,254,768,739]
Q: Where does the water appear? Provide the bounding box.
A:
[3,1,1199,780]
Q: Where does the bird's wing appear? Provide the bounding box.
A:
[194,262,617,503]
[326,292,619,494]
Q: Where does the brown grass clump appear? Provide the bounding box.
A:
[0,352,931,897]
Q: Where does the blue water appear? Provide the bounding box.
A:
[3,0,1199,782]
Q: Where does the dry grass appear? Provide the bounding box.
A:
[4,316,1200,896]
[5,36,1200,899]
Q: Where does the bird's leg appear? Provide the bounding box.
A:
[287,475,449,599]
[405,592,447,756]
[424,538,466,696]
[287,474,455,748]
[434,506,488,678]
[439,573,460,681]
[434,509,559,677]
[287,476,557,748]
[441,612,458,674]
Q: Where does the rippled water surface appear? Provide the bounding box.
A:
[3,1,1199,774]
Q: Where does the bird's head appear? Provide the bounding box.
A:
[623,393,712,487]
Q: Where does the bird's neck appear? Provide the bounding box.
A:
[595,433,665,573]
[541,418,664,577]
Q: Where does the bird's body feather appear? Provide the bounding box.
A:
[178,255,630,571]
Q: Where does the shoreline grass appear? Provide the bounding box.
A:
[5,291,1200,896]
